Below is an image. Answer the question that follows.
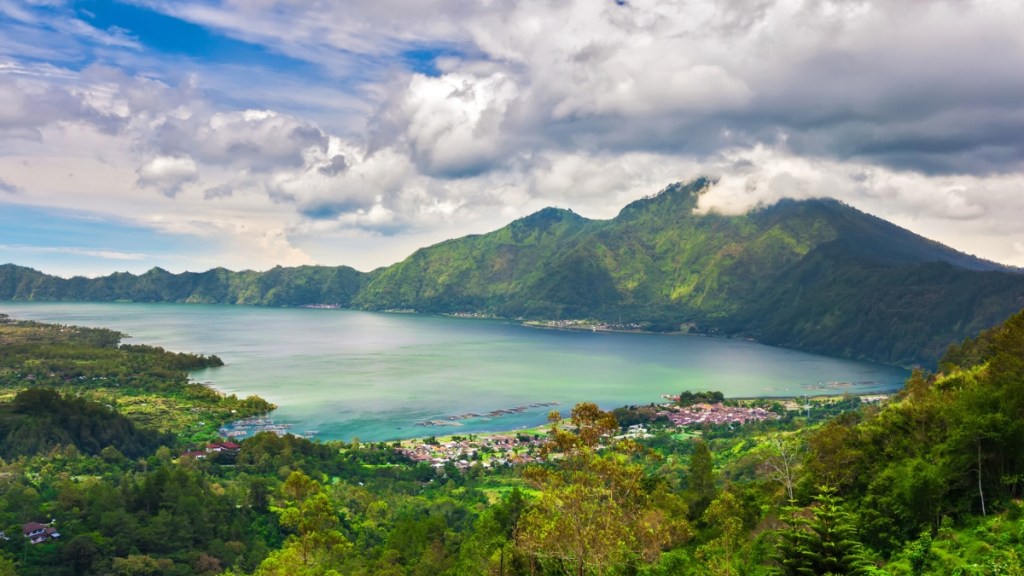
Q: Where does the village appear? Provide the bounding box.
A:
[656,400,780,427]
[395,432,548,470]
[393,396,783,470]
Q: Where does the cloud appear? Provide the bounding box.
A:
[374,71,519,177]
[155,109,329,171]
[526,151,702,214]
[142,0,471,61]
[249,227,315,267]
[0,177,20,195]
[61,0,1024,178]
[0,2,141,65]
[270,145,416,225]
[0,74,79,137]
[137,155,199,197]
[4,0,1024,274]
[203,184,233,200]
[0,244,147,261]
[318,154,348,176]
[695,145,991,220]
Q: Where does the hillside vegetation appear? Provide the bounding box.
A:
[4,178,1024,366]
[4,310,1024,574]
[0,265,367,307]
[0,314,271,441]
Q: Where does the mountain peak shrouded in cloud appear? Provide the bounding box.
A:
[1,0,1024,277]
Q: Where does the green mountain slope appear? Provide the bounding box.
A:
[3,178,1023,366]
[0,263,367,306]
[355,179,1024,365]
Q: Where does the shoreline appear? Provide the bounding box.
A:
[227,391,896,446]
[388,392,895,470]
[519,319,692,337]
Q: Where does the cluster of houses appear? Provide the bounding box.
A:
[396,434,547,469]
[528,319,646,332]
[396,402,784,471]
[179,441,241,460]
[22,522,60,545]
[658,402,779,427]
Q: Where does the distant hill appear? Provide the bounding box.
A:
[3,178,1024,367]
[0,263,368,306]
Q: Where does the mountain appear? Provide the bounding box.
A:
[3,178,1024,366]
[0,263,367,307]
[354,178,1024,365]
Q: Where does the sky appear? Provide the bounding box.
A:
[1,0,1023,278]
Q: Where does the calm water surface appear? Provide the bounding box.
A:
[0,302,908,441]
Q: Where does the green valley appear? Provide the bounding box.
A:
[3,305,1024,574]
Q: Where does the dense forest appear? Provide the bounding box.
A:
[2,309,1024,574]
[5,179,1024,366]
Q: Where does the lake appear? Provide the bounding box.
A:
[0,302,908,441]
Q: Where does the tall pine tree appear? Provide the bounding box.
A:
[773,487,873,575]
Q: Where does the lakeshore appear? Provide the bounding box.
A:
[389,392,890,470]
[521,318,686,335]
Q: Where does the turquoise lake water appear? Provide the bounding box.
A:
[0,302,908,441]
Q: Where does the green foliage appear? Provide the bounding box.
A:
[518,404,692,575]
[0,317,272,442]
[773,487,873,575]
[678,390,725,406]
[261,472,350,575]
[0,264,366,307]
[686,440,716,520]
[0,555,17,576]
[0,388,171,459]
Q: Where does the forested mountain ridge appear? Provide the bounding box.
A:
[0,263,368,307]
[4,178,1024,366]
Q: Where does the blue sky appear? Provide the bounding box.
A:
[0,204,214,276]
[2,0,1024,277]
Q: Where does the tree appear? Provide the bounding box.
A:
[256,472,350,575]
[773,487,872,576]
[454,488,529,576]
[0,555,17,576]
[761,436,801,502]
[686,439,716,520]
[517,403,691,575]
[281,470,320,502]
[111,554,174,576]
[696,490,747,575]
[543,402,619,455]
[803,417,865,493]
[62,533,104,576]
[945,380,1009,517]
